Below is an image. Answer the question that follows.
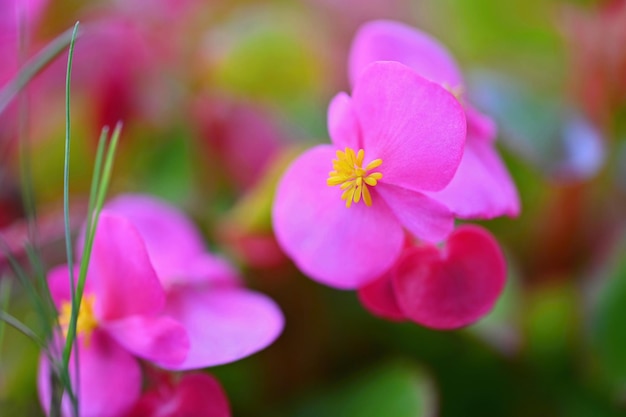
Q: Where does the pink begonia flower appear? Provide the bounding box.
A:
[104,194,284,369]
[272,61,466,289]
[125,371,231,417]
[349,20,520,219]
[358,225,506,329]
[38,213,190,417]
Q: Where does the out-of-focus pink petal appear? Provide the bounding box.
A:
[466,104,497,142]
[87,213,164,321]
[426,138,520,219]
[126,372,231,417]
[376,183,454,243]
[46,265,80,308]
[272,145,404,289]
[353,62,466,192]
[349,20,463,89]
[357,274,406,322]
[393,225,506,330]
[106,316,190,368]
[104,194,241,288]
[161,288,284,370]
[38,331,142,417]
[328,92,361,149]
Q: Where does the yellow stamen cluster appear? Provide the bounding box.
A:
[59,294,98,343]
[327,147,383,208]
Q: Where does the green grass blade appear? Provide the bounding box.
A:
[0,310,43,345]
[0,278,12,350]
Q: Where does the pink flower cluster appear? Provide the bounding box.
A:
[273,20,519,329]
[39,194,284,417]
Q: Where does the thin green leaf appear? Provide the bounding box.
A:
[0,278,12,350]
[59,21,80,417]
[0,311,44,346]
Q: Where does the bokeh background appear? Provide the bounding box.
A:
[2,0,626,416]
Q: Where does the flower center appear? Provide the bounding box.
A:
[327,147,383,208]
[59,294,98,342]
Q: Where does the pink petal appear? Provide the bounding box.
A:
[327,92,361,149]
[352,62,466,192]
[426,137,520,219]
[272,145,404,289]
[160,288,284,370]
[376,183,454,243]
[357,274,406,322]
[87,213,164,322]
[392,225,507,329]
[105,315,190,368]
[104,194,223,287]
[466,104,497,142]
[349,20,463,90]
[126,372,231,417]
[38,331,142,417]
[46,265,83,308]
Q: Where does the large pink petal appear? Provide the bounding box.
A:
[349,20,463,90]
[105,315,190,368]
[160,288,284,370]
[38,331,142,417]
[426,137,520,219]
[327,92,361,149]
[352,62,466,192]
[392,225,506,330]
[104,194,225,287]
[357,274,406,322]
[376,183,454,243]
[87,213,164,322]
[272,145,404,289]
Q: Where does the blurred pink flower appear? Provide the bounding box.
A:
[125,370,231,417]
[272,61,466,289]
[38,213,190,417]
[358,225,506,329]
[349,20,520,219]
[192,96,284,191]
[104,194,285,369]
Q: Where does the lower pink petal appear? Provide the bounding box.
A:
[426,138,520,219]
[272,145,404,289]
[376,183,454,244]
[357,274,406,322]
[126,372,231,417]
[38,331,142,417]
[106,316,190,368]
[161,287,284,370]
[392,225,507,330]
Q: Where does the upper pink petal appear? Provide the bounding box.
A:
[376,183,455,243]
[352,62,466,192]
[349,20,463,90]
[46,265,82,308]
[426,137,520,219]
[87,213,165,321]
[103,194,221,287]
[327,92,361,149]
[357,274,406,322]
[105,315,190,368]
[160,287,284,370]
[392,225,507,330]
[272,145,404,289]
[38,331,142,417]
